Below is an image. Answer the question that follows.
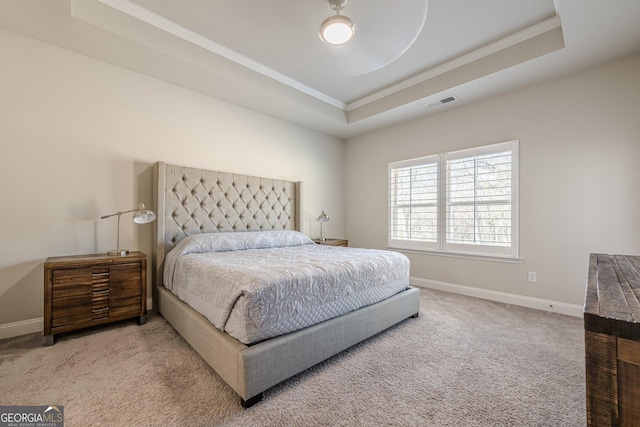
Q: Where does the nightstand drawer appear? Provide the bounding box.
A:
[52,303,93,328]
[110,299,142,318]
[53,285,92,300]
[110,262,142,281]
[52,267,92,287]
[52,295,93,310]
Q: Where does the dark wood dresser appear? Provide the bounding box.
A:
[43,251,147,345]
[584,253,640,426]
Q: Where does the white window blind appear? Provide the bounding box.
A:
[389,141,519,258]
[389,157,438,248]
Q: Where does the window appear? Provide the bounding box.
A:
[389,140,519,259]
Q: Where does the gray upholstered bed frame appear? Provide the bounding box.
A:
[152,161,420,408]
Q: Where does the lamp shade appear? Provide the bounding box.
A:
[318,210,330,222]
[133,204,156,224]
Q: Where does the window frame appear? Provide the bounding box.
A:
[388,140,520,260]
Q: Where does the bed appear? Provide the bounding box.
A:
[152,161,420,407]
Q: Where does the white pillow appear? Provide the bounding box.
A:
[169,230,313,257]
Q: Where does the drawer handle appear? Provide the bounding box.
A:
[92,307,109,313]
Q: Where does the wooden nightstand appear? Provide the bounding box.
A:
[43,251,147,345]
[313,238,348,247]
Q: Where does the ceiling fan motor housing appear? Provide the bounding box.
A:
[329,0,347,13]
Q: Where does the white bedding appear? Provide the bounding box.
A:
[163,231,410,344]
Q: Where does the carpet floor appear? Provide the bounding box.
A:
[0,288,586,426]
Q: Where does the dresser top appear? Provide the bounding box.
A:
[44,251,146,267]
[584,253,640,339]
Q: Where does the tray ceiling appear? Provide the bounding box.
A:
[1,0,639,138]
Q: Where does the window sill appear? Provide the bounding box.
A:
[387,246,524,264]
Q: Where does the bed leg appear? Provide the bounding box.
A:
[411,312,419,318]
[240,393,263,409]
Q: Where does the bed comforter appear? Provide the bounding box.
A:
[163,230,410,344]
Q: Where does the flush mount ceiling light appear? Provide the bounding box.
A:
[320,0,355,45]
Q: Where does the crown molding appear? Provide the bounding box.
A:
[97,0,347,110]
[347,16,562,111]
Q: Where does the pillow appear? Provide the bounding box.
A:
[169,230,314,258]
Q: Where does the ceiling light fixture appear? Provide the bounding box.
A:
[320,0,355,45]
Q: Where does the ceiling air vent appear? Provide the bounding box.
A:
[426,95,457,109]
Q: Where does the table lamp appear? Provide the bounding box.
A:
[318,210,330,241]
[101,203,156,256]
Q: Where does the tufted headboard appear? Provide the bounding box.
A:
[152,161,302,291]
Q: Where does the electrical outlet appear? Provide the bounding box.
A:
[527,272,537,283]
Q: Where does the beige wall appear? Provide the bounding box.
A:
[0,28,345,326]
[345,52,640,306]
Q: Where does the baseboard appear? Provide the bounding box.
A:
[0,298,155,340]
[411,277,583,318]
[0,318,43,340]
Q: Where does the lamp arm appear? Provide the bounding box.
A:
[100,208,138,220]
